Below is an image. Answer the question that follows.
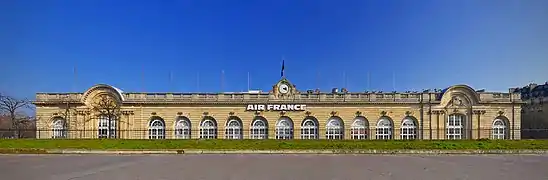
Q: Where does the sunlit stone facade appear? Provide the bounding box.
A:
[33,78,523,140]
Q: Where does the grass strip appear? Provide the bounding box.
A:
[0,139,548,150]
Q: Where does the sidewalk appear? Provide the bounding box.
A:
[40,149,548,155]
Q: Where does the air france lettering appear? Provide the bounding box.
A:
[246,104,307,111]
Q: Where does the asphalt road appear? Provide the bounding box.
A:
[0,154,547,180]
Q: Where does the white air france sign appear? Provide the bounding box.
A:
[246,104,307,111]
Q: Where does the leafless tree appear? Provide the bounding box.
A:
[55,95,79,133]
[17,115,37,138]
[89,94,122,138]
[0,93,32,138]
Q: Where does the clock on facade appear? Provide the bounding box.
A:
[278,83,290,94]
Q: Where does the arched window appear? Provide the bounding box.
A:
[301,118,318,139]
[492,119,507,139]
[51,118,67,139]
[375,118,392,139]
[148,119,165,139]
[326,117,344,139]
[447,114,465,139]
[200,118,217,139]
[351,117,368,140]
[98,115,117,138]
[225,118,242,139]
[275,117,293,139]
[174,117,191,139]
[250,118,268,139]
[400,118,417,140]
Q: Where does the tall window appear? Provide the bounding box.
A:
[200,118,217,139]
[51,118,67,139]
[250,118,268,139]
[301,119,318,139]
[400,118,417,140]
[375,118,392,139]
[148,119,165,139]
[98,115,117,138]
[351,117,368,140]
[225,119,242,139]
[447,114,465,139]
[275,117,293,139]
[326,117,344,139]
[492,119,507,139]
[174,117,191,139]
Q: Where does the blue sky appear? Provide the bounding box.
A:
[1,0,547,100]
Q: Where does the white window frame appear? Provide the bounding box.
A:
[375,118,392,140]
[400,118,417,140]
[200,119,217,139]
[98,115,117,138]
[225,119,243,139]
[351,117,368,140]
[326,117,344,140]
[250,118,268,139]
[174,117,191,139]
[149,119,165,139]
[447,114,464,139]
[51,118,67,139]
[275,118,293,139]
[492,119,507,139]
[301,119,318,139]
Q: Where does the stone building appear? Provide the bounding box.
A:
[33,78,523,140]
[513,82,548,138]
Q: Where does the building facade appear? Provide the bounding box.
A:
[33,78,523,140]
[513,82,548,138]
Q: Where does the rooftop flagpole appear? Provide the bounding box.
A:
[73,65,77,92]
[367,71,371,91]
[221,70,225,92]
[392,71,396,92]
[197,71,200,92]
[141,65,145,92]
[343,70,347,89]
[280,57,285,78]
[169,70,173,91]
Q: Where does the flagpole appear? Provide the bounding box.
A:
[247,72,250,91]
[367,71,370,91]
[169,71,173,91]
[73,66,77,92]
[392,71,396,92]
[141,65,145,92]
[343,71,347,89]
[221,70,225,92]
[281,57,285,78]
[316,70,320,91]
[197,72,200,92]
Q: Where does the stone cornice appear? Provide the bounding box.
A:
[32,100,524,106]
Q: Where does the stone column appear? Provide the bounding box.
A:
[472,110,486,139]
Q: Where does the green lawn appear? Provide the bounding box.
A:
[1,139,548,150]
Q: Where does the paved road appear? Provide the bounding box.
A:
[0,154,546,180]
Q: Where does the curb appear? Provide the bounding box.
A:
[40,149,548,155]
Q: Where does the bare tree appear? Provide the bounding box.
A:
[0,93,32,138]
[17,115,37,138]
[89,94,121,138]
[55,94,79,137]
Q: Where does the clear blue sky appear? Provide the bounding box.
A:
[1,0,547,100]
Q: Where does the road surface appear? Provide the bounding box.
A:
[0,154,546,180]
